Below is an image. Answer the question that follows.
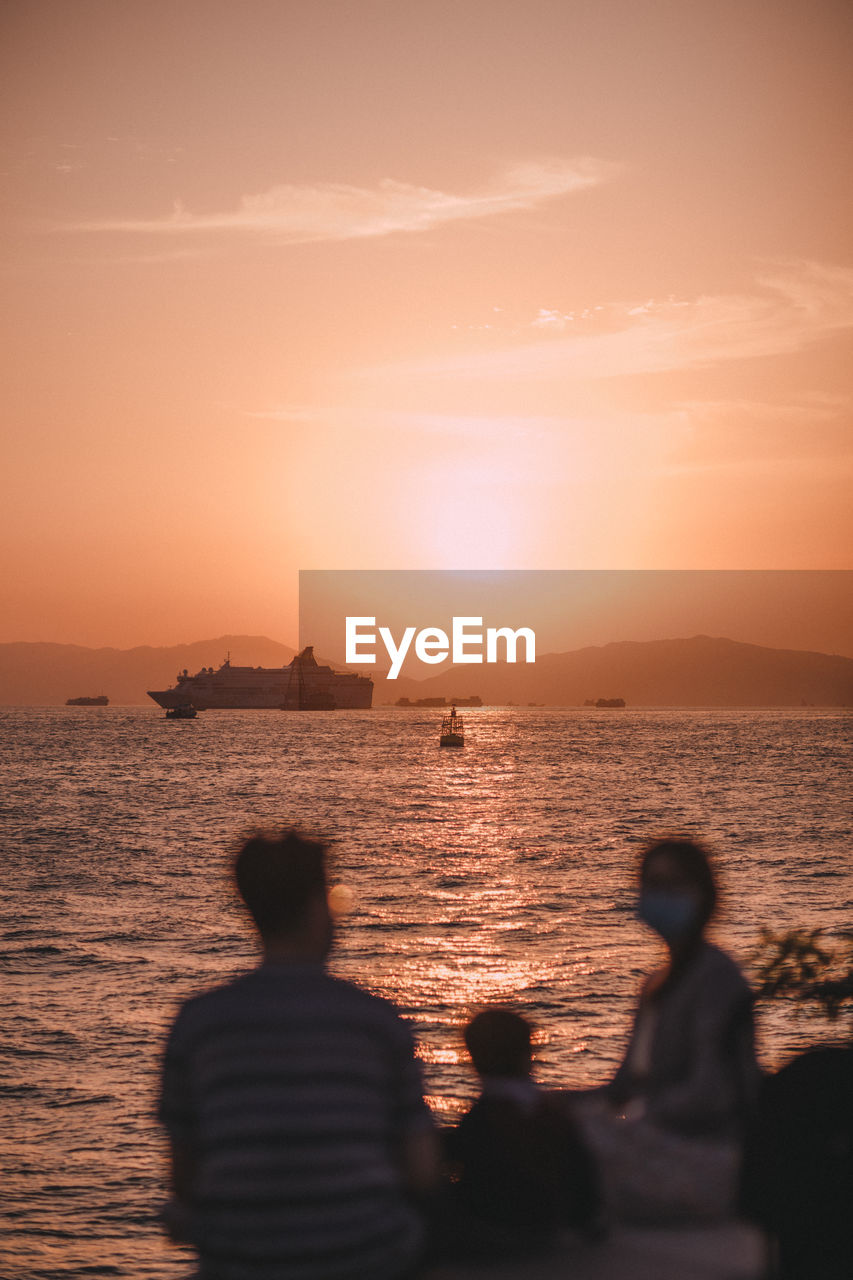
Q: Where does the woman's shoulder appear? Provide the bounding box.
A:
[688,941,754,1003]
[698,940,750,978]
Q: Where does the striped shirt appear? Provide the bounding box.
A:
[158,961,432,1280]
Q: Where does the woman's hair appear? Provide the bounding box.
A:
[640,836,717,928]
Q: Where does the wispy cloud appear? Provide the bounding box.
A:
[530,308,573,331]
[674,393,850,427]
[660,453,853,479]
[245,405,556,442]
[659,392,853,477]
[62,157,617,243]
[366,261,853,383]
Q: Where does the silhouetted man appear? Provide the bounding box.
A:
[158,829,438,1279]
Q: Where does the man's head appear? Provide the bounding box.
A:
[464,1009,533,1081]
[234,829,331,956]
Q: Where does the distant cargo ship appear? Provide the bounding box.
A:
[147,647,373,710]
[66,695,109,706]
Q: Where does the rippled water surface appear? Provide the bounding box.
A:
[1,706,851,1277]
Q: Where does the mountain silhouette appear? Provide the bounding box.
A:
[378,635,853,707]
[0,636,296,706]
[1,633,850,706]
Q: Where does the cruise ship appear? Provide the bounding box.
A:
[147,647,373,710]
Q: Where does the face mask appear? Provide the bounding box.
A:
[638,889,699,941]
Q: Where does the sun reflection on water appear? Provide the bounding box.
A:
[2,705,850,1273]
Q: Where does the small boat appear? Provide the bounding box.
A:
[439,705,464,748]
[165,704,197,719]
[66,695,108,706]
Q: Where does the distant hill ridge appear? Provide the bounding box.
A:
[1,633,851,706]
[392,633,853,707]
[0,636,297,707]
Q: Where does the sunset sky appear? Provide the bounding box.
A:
[3,1,852,648]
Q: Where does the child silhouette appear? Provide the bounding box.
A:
[442,1009,603,1258]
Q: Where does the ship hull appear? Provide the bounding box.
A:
[147,686,372,710]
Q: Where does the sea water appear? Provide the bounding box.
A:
[1,706,850,1278]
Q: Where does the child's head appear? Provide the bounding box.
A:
[464,1009,532,1080]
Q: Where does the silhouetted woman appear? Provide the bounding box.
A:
[608,837,759,1139]
[574,837,761,1221]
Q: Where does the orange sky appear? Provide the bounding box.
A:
[2,1,852,648]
